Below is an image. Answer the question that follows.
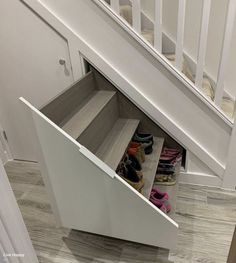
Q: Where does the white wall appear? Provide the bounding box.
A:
[0,0,73,161]
[141,0,236,97]
[0,0,234,186]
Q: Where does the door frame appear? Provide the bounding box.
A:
[0,125,12,164]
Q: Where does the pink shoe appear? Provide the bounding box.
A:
[151,188,169,202]
[162,147,180,155]
[150,189,171,213]
[150,198,167,213]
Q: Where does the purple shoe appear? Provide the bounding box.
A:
[150,198,167,213]
[150,189,171,213]
[151,188,169,202]
[162,147,180,155]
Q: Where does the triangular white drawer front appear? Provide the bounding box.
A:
[20,98,178,249]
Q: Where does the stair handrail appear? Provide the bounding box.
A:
[103,0,236,121]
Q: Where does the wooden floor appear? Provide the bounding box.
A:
[5,160,236,263]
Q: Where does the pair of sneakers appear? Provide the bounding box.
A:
[155,147,182,185]
[149,188,171,213]
[127,142,145,164]
[117,154,144,193]
[159,147,182,164]
[133,132,154,155]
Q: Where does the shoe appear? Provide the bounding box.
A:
[141,140,153,155]
[160,148,182,163]
[133,132,154,155]
[154,173,177,186]
[133,132,154,143]
[131,140,153,155]
[149,198,168,213]
[117,163,144,192]
[128,142,145,163]
[150,188,169,202]
[159,154,177,164]
[122,154,143,179]
[157,166,175,175]
[150,190,171,213]
[162,147,181,155]
[158,162,176,169]
[124,154,142,171]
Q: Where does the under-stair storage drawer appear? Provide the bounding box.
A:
[21,67,184,250]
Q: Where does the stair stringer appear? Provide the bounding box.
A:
[20,0,230,178]
[20,98,179,250]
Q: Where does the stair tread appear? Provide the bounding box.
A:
[142,137,165,199]
[142,30,154,43]
[96,118,139,170]
[141,30,153,35]
[62,90,116,139]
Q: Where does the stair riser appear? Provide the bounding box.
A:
[41,71,96,125]
[94,69,183,151]
[78,94,119,153]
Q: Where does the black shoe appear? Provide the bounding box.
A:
[141,140,153,155]
[127,154,142,171]
[117,163,139,183]
[133,132,154,143]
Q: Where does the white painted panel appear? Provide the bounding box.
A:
[195,0,211,89]
[187,152,216,176]
[0,159,38,263]
[110,0,119,13]
[132,0,141,34]
[179,172,221,188]
[175,0,186,70]
[0,0,73,160]
[215,0,236,106]
[36,0,231,175]
[223,119,236,190]
[154,0,163,52]
[21,98,179,249]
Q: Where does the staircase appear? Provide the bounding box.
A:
[106,0,236,120]
[19,0,236,252]
[20,0,235,179]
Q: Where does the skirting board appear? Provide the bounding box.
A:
[179,172,222,187]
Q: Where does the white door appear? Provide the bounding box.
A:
[0,0,74,161]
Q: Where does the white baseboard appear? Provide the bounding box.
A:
[179,172,222,187]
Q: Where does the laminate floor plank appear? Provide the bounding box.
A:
[5,161,236,263]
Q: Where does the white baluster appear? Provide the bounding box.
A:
[110,0,120,14]
[132,0,141,34]
[175,0,186,71]
[154,0,163,52]
[215,0,236,106]
[195,0,211,90]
